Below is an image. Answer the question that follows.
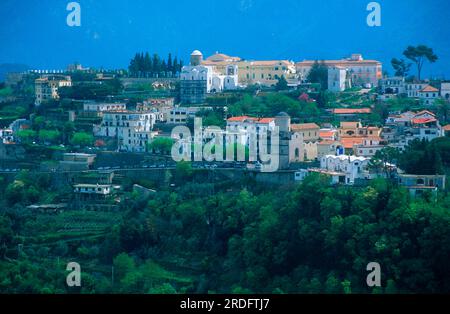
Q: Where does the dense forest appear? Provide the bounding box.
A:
[1,142,450,293]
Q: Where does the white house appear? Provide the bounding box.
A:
[328,66,349,92]
[319,154,371,185]
[94,110,157,152]
[418,85,439,105]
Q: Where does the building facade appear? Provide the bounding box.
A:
[35,75,72,106]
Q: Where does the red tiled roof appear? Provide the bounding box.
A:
[291,123,320,131]
[257,118,275,124]
[340,137,365,149]
[320,131,336,138]
[333,108,372,114]
[227,116,274,124]
[227,116,254,122]
[443,125,450,131]
[419,85,439,93]
[412,118,437,124]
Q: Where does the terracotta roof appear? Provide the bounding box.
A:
[320,131,336,138]
[340,137,365,149]
[227,116,253,122]
[333,108,372,114]
[291,123,320,131]
[412,118,437,124]
[227,116,274,124]
[443,125,450,131]
[419,85,439,93]
[257,118,275,124]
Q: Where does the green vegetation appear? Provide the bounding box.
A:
[307,61,328,90]
[148,137,175,155]
[70,132,94,147]
[128,52,183,78]
[402,45,438,80]
[1,148,450,293]
[59,79,123,100]
[228,93,320,122]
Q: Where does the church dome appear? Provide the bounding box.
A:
[191,50,203,56]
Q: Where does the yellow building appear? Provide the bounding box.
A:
[202,52,296,86]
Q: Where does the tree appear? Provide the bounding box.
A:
[403,45,438,81]
[38,130,60,144]
[113,253,136,282]
[391,58,411,77]
[307,61,328,90]
[70,132,94,147]
[16,129,37,144]
[275,75,288,91]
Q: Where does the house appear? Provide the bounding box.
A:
[296,54,382,87]
[328,66,350,92]
[354,137,386,157]
[317,140,342,158]
[291,123,320,161]
[291,123,320,142]
[418,85,439,105]
[406,83,428,98]
[319,129,338,141]
[317,154,372,185]
[339,122,363,137]
[35,75,72,106]
[379,77,406,95]
[93,110,157,152]
[384,110,443,150]
[398,174,446,198]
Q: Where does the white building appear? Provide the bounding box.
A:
[83,102,127,112]
[169,106,212,124]
[418,85,439,105]
[406,83,428,98]
[94,111,157,152]
[296,54,382,87]
[328,66,349,92]
[319,154,371,185]
[180,50,239,104]
[379,77,406,95]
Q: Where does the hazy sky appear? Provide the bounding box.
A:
[1,0,449,77]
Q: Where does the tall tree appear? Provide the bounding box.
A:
[307,61,328,90]
[403,45,438,81]
[167,53,173,73]
[391,58,411,77]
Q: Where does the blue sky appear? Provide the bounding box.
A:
[1,0,449,78]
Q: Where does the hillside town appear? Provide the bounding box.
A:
[1,43,450,297]
[1,48,449,202]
